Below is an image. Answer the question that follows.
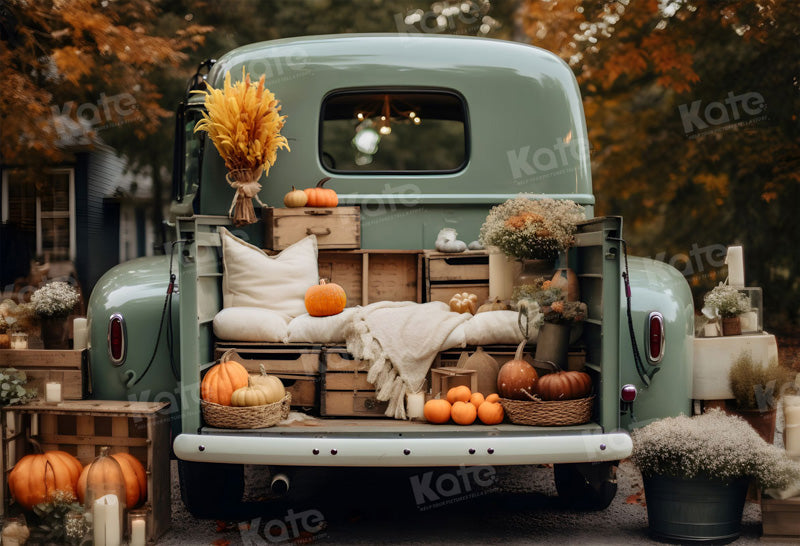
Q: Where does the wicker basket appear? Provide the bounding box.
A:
[500,395,594,426]
[201,392,292,429]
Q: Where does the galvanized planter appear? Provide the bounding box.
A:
[644,474,749,543]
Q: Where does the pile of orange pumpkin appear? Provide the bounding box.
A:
[201,359,286,408]
[423,386,504,425]
[8,447,147,511]
[283,177,338,208]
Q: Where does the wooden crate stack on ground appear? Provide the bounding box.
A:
[1,400,171,544]
[321,348,387,417]
[0,349,86,399]
[422,250,490,304]
[215,345,322,410]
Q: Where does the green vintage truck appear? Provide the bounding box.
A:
[86,34,694,518]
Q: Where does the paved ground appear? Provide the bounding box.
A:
[159,460,778,545]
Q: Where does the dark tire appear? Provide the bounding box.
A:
[178,460,247,520]
[554,462,618,511]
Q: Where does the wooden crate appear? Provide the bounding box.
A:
[263,206,360,250]
[317,250,422,306]
[423,250,489,304]
[321,349,387,417]
[762,496,800,541]
[1,401,171,544]
[0,349,85,400]
[215,346,321,409]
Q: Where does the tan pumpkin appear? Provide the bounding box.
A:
[231,383,274,407]
[535,370,592,401]
[77,451,147,509]
[305,279,347,317]
[8,449,83,510]
[201,359,249,406]
[449,292,478,314]
[283,186,308,207]
[248,365,286,404]
[476,297,508,314]
[496,340,539,400]
[423,399,452,424]
[304,177,338,207]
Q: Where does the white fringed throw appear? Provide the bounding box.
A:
[344,301,471,419]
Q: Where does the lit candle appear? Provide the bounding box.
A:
[488,247,515,301]
[104,494,121,546]
[130,517,146,546]
[45,382,62,403]
[406,391,425,420]
[73,317,88,351]
[725,246,745,288]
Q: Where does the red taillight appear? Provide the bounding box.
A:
[108,313,126,365]
[646,312,664,364]
[621,384,638,403]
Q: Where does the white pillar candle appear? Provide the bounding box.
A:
[785,405,800,427]
[725,246,745,288]
[73,317,88,351]
[45,382,62,403]
[104,494,121,546]
[93,498,107,546]
[130,518,146,546]
[785,424,800,457]
[488,248,515,301]
[406,391,425,420]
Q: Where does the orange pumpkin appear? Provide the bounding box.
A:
[77,452,147,509]
[201,359,249,406]
[423,399,452,424]
[485,393,500,403]
[304,279,346,317]
[446,385,472,404]
[304,177,338,207]
[470,392,485,409]
[8,450,83,510]
[477,401,504,425]
[496,340,539,400]
[535,370,592,401]
[451,401,477,425]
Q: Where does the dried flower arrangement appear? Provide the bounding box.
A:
[0,368,37,405]
[729,351,795,411]
[702,283,750,318]
[631,409,800,489]
[479,195,585,260]
[29,490,86,545]
[30,282,79,318]
[193,68,290,226]
[514,279,587,325]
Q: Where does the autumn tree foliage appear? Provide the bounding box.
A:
[518,0,800,324]
[0,0,209,170]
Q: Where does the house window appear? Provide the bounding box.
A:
[1,169,76,263]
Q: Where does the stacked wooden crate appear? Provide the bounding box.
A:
[422,250,489,303]
[320,348,387,417]
[0,349,85,399]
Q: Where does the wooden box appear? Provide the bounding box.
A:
[762,496,800,541]
[423,250,489,304]
[321,348,387,417]
[215,346,320,409]
[1,401,171,544]
[430,367,478,397]
[317,250,422,306]
[0,349,85,400]
[263,206,360,250]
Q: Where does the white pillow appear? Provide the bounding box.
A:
[286,307,358,344]
[213,307,289,342]
[220,227,318,318]
[464,310,539,345]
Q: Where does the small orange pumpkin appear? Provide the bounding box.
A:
[424,399,452,424]
[496,340,539,400]
[304,279,346,317]
[485,393,500,404]
[77,451,147,509]
[469,392,485,409]
[535,370,592,401]
[446,385,472,404]
[304,177,338,207]
[451,401,477,425]
[477,400,504,425]
[8,449,83,510]
[201,359,250,406]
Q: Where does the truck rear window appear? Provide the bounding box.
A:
[320,89,468,174]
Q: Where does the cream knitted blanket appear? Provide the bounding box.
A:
[344,301,471,419]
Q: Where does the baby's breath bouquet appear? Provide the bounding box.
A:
[31,281,79,318]
[703,283,750,318]
[193,68,290,226]
[632,409,800,489]
[479,195,585,260]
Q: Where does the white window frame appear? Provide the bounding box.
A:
[1,168,76,262]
